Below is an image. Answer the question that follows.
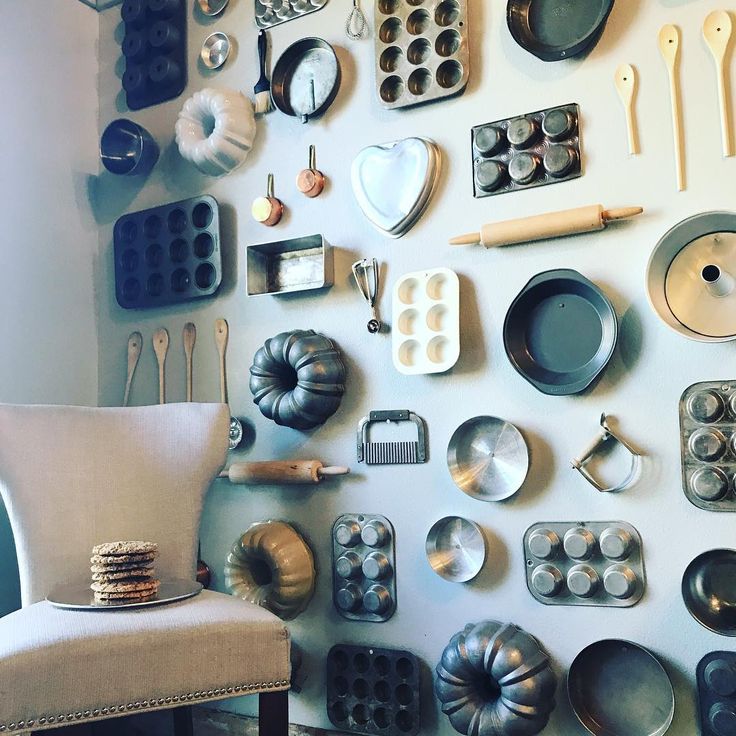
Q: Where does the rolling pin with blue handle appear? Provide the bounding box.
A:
[219,460,350,485]
[449,204,643,248]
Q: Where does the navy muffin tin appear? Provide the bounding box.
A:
[698,652,736,736]
[120,0,187,111]
[113,195,222,309]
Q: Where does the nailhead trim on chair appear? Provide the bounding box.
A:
[0,679,290,732]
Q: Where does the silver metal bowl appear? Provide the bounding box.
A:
[682,548,736,635]
[197,0,229,16]
[426,516,486,582]
[200,31,231,70]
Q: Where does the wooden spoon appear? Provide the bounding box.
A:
[215,318,243,450]
[183,322,196,403]
[704,10,734,157]
[152,328,169,405]
[123,331,142,407]
[658,24,685,191]
[615,64,639,155]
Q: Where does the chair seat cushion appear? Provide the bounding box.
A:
[0,590,290,732]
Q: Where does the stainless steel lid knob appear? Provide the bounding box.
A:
[335,583,362,612]
[362,552,391,580]
[542,108,575,141]
[507,117,538,149]
[603,564,637,599]
[335,552,362,580]
[531,564,563,597]
[709,702,736,736]
[335,521,361,547]
[363,584,391,614]
[361,520,388,548]
[563,527,596,560]
[599,527,633,561]
[705,659,736,697]
[567,564,599,598]
[508,153,539,185]
[528,529,561,560]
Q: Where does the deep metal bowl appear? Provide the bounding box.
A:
[197,0,229,15]
[682,549,736,635]
[200,31,231,70]
[426,516,486,582]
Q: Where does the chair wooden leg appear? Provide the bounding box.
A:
[259,690,289,736]
[172,705,194,736]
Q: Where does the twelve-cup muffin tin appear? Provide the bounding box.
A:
[326,644,420,736]
[697,652,736,736]
[113,195,222,309]
[332,514,397,622]
[471,103,582,198]
[120,0,187,111]
[255,0,328,28]
[392,268,459,375]
[523,521,645,607]
[375,0,469,110]
[680,381,736,511]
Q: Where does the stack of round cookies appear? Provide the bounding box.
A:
[90,541,160,605]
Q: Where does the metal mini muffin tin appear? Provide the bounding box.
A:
[113,195,221,309]
[523,521,645,607]
[332,514,397,622]
[698,651,736,736]
[374,0,470,110]
[680,381,736,511]
[471,103,582,198]
[326,644,420,735]
[255,0,328,29]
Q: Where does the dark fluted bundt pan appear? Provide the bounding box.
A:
[435,620,557,736]
[249,330,346,430]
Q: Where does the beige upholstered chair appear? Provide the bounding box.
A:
[0,403,290,736]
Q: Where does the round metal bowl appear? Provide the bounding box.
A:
[197,0,229,16]
[426,516,486,583]
[200,31,231,70]
[682,549,736,635]
[447,416,529,501]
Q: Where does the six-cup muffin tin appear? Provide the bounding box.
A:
[255,0,328,28]
[332,514,397,622]
[326,644,420,736]
[523,521,646,607]
[471,103,582,198]
[113,195,222,310]
[698,652,736,736]
[375,0,469,110]
[680,381,736,511]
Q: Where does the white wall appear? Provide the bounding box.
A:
[0,0,100,615]
[95,1,736,733]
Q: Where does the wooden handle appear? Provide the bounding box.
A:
[152,328,169,405]
[704,10,734,157]
[214,318,229,405]
[123,331,142,407]
[183,322,196,403]
[615,64,639,155]
[602,206,644,222]
[222,460,350,485]
[659,24,685,191]
[449,232,481,246]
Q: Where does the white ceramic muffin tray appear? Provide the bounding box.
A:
[392,267,459,375]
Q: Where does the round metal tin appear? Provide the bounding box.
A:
[47,579,202,610]
[425,516,486,582]
[197,0,229,15]
[201,31,231,70]
[682,549,736,636]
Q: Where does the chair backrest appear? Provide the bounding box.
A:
[0,403,229,606]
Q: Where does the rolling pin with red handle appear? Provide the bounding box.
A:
[219,460,350,485]
[449,204,643,248]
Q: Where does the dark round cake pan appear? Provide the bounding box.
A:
[683,549,736,636]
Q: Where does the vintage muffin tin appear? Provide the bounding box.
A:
[392,268,459,375]
[374,0,469,110]
[113,195,222,309]
[680,381,736,511]
[332,514,397,622]
[471,103,582,198]
[698,652,736,736]
[120,0,187,111]
[255,0,328,29]
[523,521,645,607]
[327,644,420,736]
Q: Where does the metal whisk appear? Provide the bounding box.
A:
[352,258,381,333]
[346,0,368,40]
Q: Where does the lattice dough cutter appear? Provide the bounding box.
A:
[357,410,427,465]
[572,413,641,492]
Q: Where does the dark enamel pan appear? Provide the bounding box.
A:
[503,269,618,396]
[507,0,615,62]
[682,549,736,636]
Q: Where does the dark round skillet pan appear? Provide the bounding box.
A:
[507,0,615,62]
[682,549,736,636]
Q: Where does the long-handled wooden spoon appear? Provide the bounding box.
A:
[704,10,734,157]
[658,24,685,191]
[153,328,169,405]
[183,322,196,403]
[615,64,639,155]
[123,331,142,407]
[215,318,243,450]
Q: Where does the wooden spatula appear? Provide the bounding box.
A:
[153,328,169,405]
[123,331,142,407]
[615,64,639,155]
[703,10,734,157]
[658,24,685,191]
[183,322,196,403]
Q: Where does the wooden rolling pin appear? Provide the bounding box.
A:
[449,204,643,248]
[219,460,350,485]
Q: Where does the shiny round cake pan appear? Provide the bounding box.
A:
[197,0,229,15]
[425,516,486,582]
[682,549,736,635]
[201,31,231,70]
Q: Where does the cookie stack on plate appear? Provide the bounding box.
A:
[90,541,160,605]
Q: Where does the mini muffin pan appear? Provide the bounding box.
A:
[680,381,736,511]
[471,103,582,198]
[255,0,328,29]
[113,195,221,309]
[327,644,420,735]
[698,652,736,736]
[392,268,459,375]
[374,0,469,110]
[332,514,396,622]
[523,521,645,607]
[120,0,187,111]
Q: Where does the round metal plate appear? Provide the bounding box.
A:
[447,416,529,501]
[425,516,486,582]
[47,579,202,611]
[201,32,231,70]
[682,549,736,635]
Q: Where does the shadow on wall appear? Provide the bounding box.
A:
[0,499,21,616]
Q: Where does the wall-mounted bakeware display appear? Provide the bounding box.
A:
[568,640,675,736]
[524,521,645,607]
[255,0,328,29]
[435,620,557,736]
[392,267,459,374]
[447,416,529,501]
[113,195,221,310]
[425,516,485,582]
[352,137,441,238]
[704,11,734,158]
[250,330,346,430]
[327,644,420,735]
[247,235,333,296]
[504,269,618,396]
[332,513,396,622]
[119,0,187,111]
[200,31,231,70]
[471,104,582,198]
[615,64,639,155]
[507,0,614,62]
[218,460,349,485]
[679,380,736,510]
[100,119,159,176]
[658,24,685,192]
[374,0,469,110]
[682,549,736,635]
[648,212,736,342]
[697,651,736,736]
[271,38,341,123]
[352,258,382,334]
[357,410,428,465]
